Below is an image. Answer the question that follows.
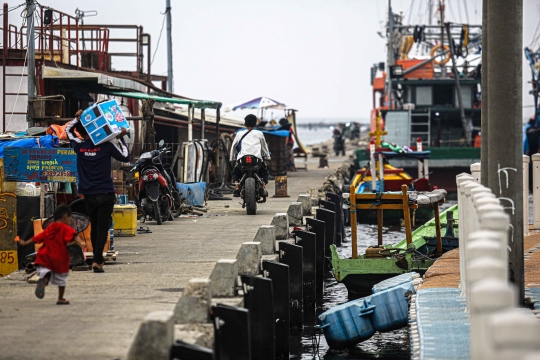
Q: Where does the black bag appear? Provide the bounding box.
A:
[235,129,253,153]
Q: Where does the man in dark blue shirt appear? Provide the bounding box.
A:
[67,111,130,272]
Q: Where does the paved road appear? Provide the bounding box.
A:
[0,158,342,360]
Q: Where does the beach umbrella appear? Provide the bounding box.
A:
[225,96,286,112]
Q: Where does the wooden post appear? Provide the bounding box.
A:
[377,208,383,246]
[401,184,412,245]
[350,184,358,259]
[434,202,442,254]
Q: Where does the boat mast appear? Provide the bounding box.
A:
[387,0,394,109]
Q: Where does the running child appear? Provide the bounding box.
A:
[19,204,85,305]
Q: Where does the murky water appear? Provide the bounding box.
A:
[291,223,410,360]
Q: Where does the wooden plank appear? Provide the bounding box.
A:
[434,202,442,254]
[355,204,418,210]
[377,209,383,246]
[402,185,413,246]
[354,194,405,200]
[350,184,358,259]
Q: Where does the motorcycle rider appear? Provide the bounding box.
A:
[230,114,271,197]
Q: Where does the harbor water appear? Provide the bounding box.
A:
[292,223,410,360]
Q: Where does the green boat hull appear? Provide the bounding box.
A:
[331,204,459,296]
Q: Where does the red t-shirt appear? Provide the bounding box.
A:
[33,222,76,273]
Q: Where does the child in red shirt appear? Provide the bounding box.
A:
[19,204,85,305]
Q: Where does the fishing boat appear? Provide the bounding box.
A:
[354,1,482,194]
[332,183,457,297]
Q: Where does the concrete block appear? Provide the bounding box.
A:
[254,225,276,255]
[127,311,174,360]
[174,278,211,324]
[175,324,214,349]
[209,259,238,298]
[297,194,312,216]
[236,242,262,276]
[211,296,244,308]
[275,239,295,252]
[261,254,279,265]
[287,202,303,226]
[309,187,320,206]
[271,213,289,240]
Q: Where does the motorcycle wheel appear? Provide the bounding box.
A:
[245,178,257,215]
[153,201,162,225]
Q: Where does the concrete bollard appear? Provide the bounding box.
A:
[467,230,508,265]
[457,174,475,291]
[470,162,481,183]
[174,278,212,324]
[532,153,540,229]
[297,194,312,216]
[174,323,214,349]
[287,202,304,226]
[254,225,276,255]
[524,155,531,236]
[466,257,508,309]
[473,196,499,209]
[479,211,510,253]
[485,308,540,360]
[236,242,262,276]
[309,187,320,206]
[209,259,238,298]
[469,279,517,360]
[476,204,505,220]
[127,311,174,360]
[271,213,289,240]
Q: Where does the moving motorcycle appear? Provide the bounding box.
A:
[132,140,183,224]
[238,154,266,215]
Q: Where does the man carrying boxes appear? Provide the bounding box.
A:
[66,100,130,273]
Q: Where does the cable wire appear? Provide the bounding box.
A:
[151,9,167,65]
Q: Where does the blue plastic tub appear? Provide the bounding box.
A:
[176,182,206,206]
[318,298,376,349]
[364,282,413,332]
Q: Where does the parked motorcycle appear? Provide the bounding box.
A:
[132,140,183,224]
[237,155,266,215]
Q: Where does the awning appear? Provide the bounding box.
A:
[106,91,222,110]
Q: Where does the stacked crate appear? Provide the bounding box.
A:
[112,170,125,201]
[264,133,288,176]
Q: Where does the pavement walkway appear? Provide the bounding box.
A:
[0,157,344,360]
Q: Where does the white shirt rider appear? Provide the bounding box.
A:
[230,128,271,162]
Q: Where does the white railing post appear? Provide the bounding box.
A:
[456,173,474,296]
[523,155,530,236]
[471,162,481,183]
[469,279,517,360]
[486,309,540,360]
[532,153,540,229]
[458,178,478,296]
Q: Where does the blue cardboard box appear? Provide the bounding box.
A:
[81,99,131,145]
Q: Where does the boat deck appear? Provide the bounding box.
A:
[409,231,540,359]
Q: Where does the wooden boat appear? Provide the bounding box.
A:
[331,184,457,296]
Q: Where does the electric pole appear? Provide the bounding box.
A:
[166,0,173,93]
[486,0,524,303]
[26,0,36,127]
[387,0,394,109]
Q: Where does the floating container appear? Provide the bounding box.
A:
[364,282,414,332]
[80,99,130,145]
[372,272,419,293]
[318,298,376,349]
[177,182,206,206]
[112,204,137,236]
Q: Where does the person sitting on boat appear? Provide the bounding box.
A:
[230,114,271,197]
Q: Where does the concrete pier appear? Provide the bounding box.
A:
[0,163,338,359]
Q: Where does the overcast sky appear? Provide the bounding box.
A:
[16,0,540,121]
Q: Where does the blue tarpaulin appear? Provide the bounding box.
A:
[0,134,59,158]
[235,127,290,137]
